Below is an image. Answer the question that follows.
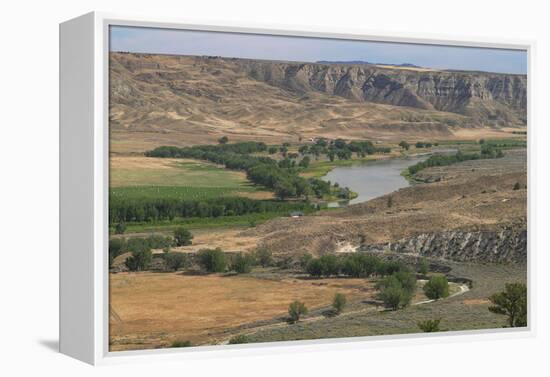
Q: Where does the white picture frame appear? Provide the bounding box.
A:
[59,11,535,365]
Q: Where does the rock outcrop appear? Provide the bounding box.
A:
[361,228,527,263]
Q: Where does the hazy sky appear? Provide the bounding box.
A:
[110,26,527,74]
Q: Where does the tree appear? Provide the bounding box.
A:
[268,146,278,154]
[198,248,227,273]
[255,248,273,267]
[115,222,126,234]
[299,253,313,269]
[418,319,442,332]
[165,252,186,271]
[376,260,406,276]
[479,139,485,144]
[274,180,296,200]
[232,252,255,274]
[513,182,521,190]
[393,271,417,295]
[174,227,193,246]
[488,283,527,327]
[299,156,311,168]
[418,257,429,275]
[109,238,126,267]
[387,196,393,208]
[332,293,347,315]
[306,255,340,277]
[125,248,153,271]
[306,258,324,277]
[288,301,308,323]
[341,253,380,278]
[377,272,416,310]
[218,136,229,144]
[399,141,410,150]
[328,150,335,162]
[423,275,450,300]
[377,276,409,310]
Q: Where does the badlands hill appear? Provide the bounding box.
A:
[109,52,527,153]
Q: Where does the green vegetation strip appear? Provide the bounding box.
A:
[407,144,504,175]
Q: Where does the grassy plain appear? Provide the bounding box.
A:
[244,262,526,343]
[109,272,374,351]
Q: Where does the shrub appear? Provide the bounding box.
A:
[513,182,521,190]
[488,283,527,327]
[399,141,410,150]
[218,136,229,144]
[276,255,294,270]
[332,293,347,314]
[165,252,187,271]
[174,227,193,246]
[114,222,126,234]
[423,275,450,300]
[232,252,255,274]
[228,334,249,344]
[418,257,429,275]
[198,248,227,273]
[417,319,442,332]
[255,248,273,267]
[171,340,192,348]
[288,301,308,323]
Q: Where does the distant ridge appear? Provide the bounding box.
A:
[316,60,422,68]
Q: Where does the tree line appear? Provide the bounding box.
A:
[304,253,409,279]
[146,142,332,200]
[301,138,391,161]
[109,196,315,223]
[407,146,504,175]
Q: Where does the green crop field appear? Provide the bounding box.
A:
[110,186,245,201]
[111,211,297,233]
[110,156,268,201]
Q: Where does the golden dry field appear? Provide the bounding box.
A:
[109,272,374,351]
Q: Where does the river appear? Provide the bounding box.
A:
[321,155,428,206]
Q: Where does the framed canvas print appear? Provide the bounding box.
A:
[60,12,533,365]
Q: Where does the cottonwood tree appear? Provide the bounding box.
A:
[174,227,193,246]
[198,248,227,273]
[489,283,527,327]
[423,275,450,300]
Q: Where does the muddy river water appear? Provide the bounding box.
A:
[321,155,428,206]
